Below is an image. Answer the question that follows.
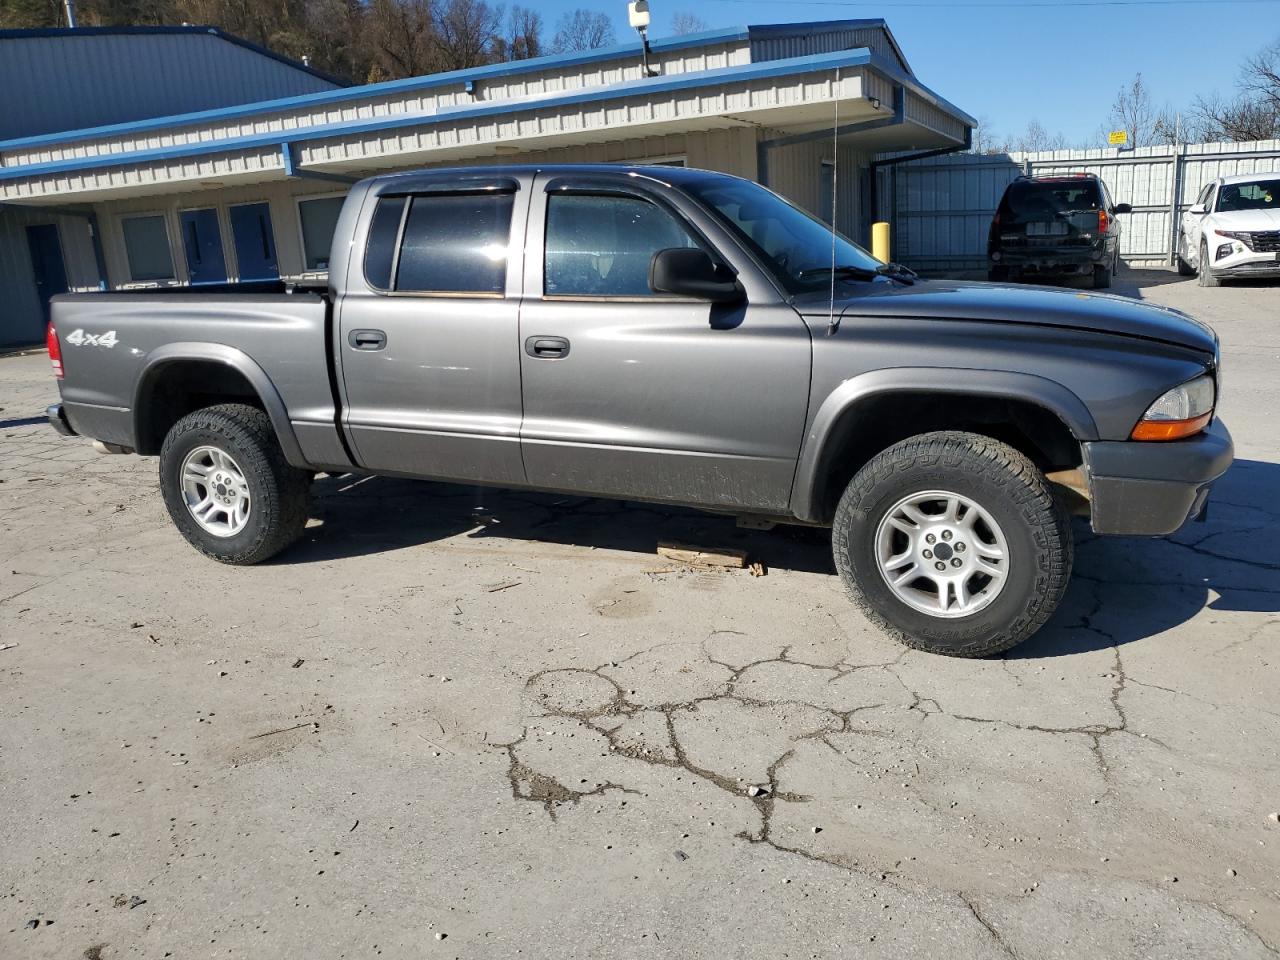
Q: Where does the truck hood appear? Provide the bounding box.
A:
[800,279,1217,355]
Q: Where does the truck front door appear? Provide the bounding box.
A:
[336,179,528,486]
[516,176,811,513]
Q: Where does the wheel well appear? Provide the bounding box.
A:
[809,393,1083,523]
[135,360,263,455]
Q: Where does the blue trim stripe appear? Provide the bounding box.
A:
[0,48,885,183]
[0,25,750,152]
[0,25,347,89]
[0,47,975,184]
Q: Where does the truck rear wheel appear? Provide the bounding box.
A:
[831,431,1072,658]
[159,403,311,565]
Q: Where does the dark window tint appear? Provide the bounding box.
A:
[298,195,346,271]
[544,193,698,297]
[998,179,1103,223]
[395,192,513,293]
[121,214,175,281]
[364,196,406,289]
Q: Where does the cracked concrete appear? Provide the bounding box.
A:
[2,272,1279,959]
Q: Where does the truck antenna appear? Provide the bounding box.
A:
[826,68,841,337]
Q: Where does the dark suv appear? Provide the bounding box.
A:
[988,174,1131,288]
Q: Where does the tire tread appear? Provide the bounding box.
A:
[832,431,1073,658]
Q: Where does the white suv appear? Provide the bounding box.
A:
[1177,173,1280,286]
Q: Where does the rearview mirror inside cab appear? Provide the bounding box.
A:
[650,248,742,303]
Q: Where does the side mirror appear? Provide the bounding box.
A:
[1189,203,1207,215]
[1113,202,1132,214]
[650,248,742,303]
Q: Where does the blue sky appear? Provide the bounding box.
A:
[549,0,1279,146]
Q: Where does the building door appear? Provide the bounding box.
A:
[229,203,279,281]
[179,208,228,285]
[25,224,69,325]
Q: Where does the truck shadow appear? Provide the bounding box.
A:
[287,459,1280,658]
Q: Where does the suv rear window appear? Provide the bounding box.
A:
[997,179,1103,223]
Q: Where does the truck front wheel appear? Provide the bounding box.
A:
[159,403,311,565]
[831,431,1072,657]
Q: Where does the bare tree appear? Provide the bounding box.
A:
[1011,119,1067,154]
[1190,38,1280,142]
[669,11,708,35]
[498,4,542,60]
[1192,92,1280,143]
[432,0,502,71]
[1108,73,1157,148]
[363,0,436,80]
[550,8,614,53]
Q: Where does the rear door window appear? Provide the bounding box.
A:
[364,192,514,294]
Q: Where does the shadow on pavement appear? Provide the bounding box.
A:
[284,457,1280,657]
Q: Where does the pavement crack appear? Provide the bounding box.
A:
[959,893,1020,960]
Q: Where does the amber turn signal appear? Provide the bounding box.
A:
[1130,413,1212,441]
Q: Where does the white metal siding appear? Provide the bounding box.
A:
[0,33,339,142]
[2,41,750,169]
[881,140,1280,269]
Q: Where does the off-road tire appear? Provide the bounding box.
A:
[1198,240,1222,287]
[831,431,1073,658]
[987,266,1009,283]
[159,403,311,565]
[1092,261,1113,289]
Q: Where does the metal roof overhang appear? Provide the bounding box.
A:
[0,48,972,205]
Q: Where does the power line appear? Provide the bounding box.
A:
[700,0,1280,8]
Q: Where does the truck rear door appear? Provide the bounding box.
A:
[335,177,530,485]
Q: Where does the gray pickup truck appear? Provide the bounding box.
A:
[46,164,1232,657]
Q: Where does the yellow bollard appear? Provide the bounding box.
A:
[871,221,891,264]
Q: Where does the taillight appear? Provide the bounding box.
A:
[1098,208,1109,234]
[47,323,64,379]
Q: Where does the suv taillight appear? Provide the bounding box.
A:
[1098,208,1109,234]
[47,323,64,379]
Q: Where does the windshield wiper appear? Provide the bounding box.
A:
[876,262,917,284]
[797,264,879,281]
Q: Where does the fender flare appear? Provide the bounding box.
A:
[133,342,308,468]
[789,367,1098,522]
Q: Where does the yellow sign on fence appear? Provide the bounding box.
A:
[1108,129,1129,146]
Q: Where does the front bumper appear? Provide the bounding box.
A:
[47,403,78,437]
[1083,418,1233,536]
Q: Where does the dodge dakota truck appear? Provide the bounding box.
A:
[45,164,1232,657]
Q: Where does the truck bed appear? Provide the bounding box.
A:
[50,284,344,469]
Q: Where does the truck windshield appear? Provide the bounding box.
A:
[682,177,883,295]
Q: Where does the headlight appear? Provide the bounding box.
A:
[1215,230,1254,249]
[1131,374,1215,441]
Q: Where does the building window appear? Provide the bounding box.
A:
[121,214,174,282]
[544,193,698,297]
[298,195,347,271]
[393,192,514,294]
